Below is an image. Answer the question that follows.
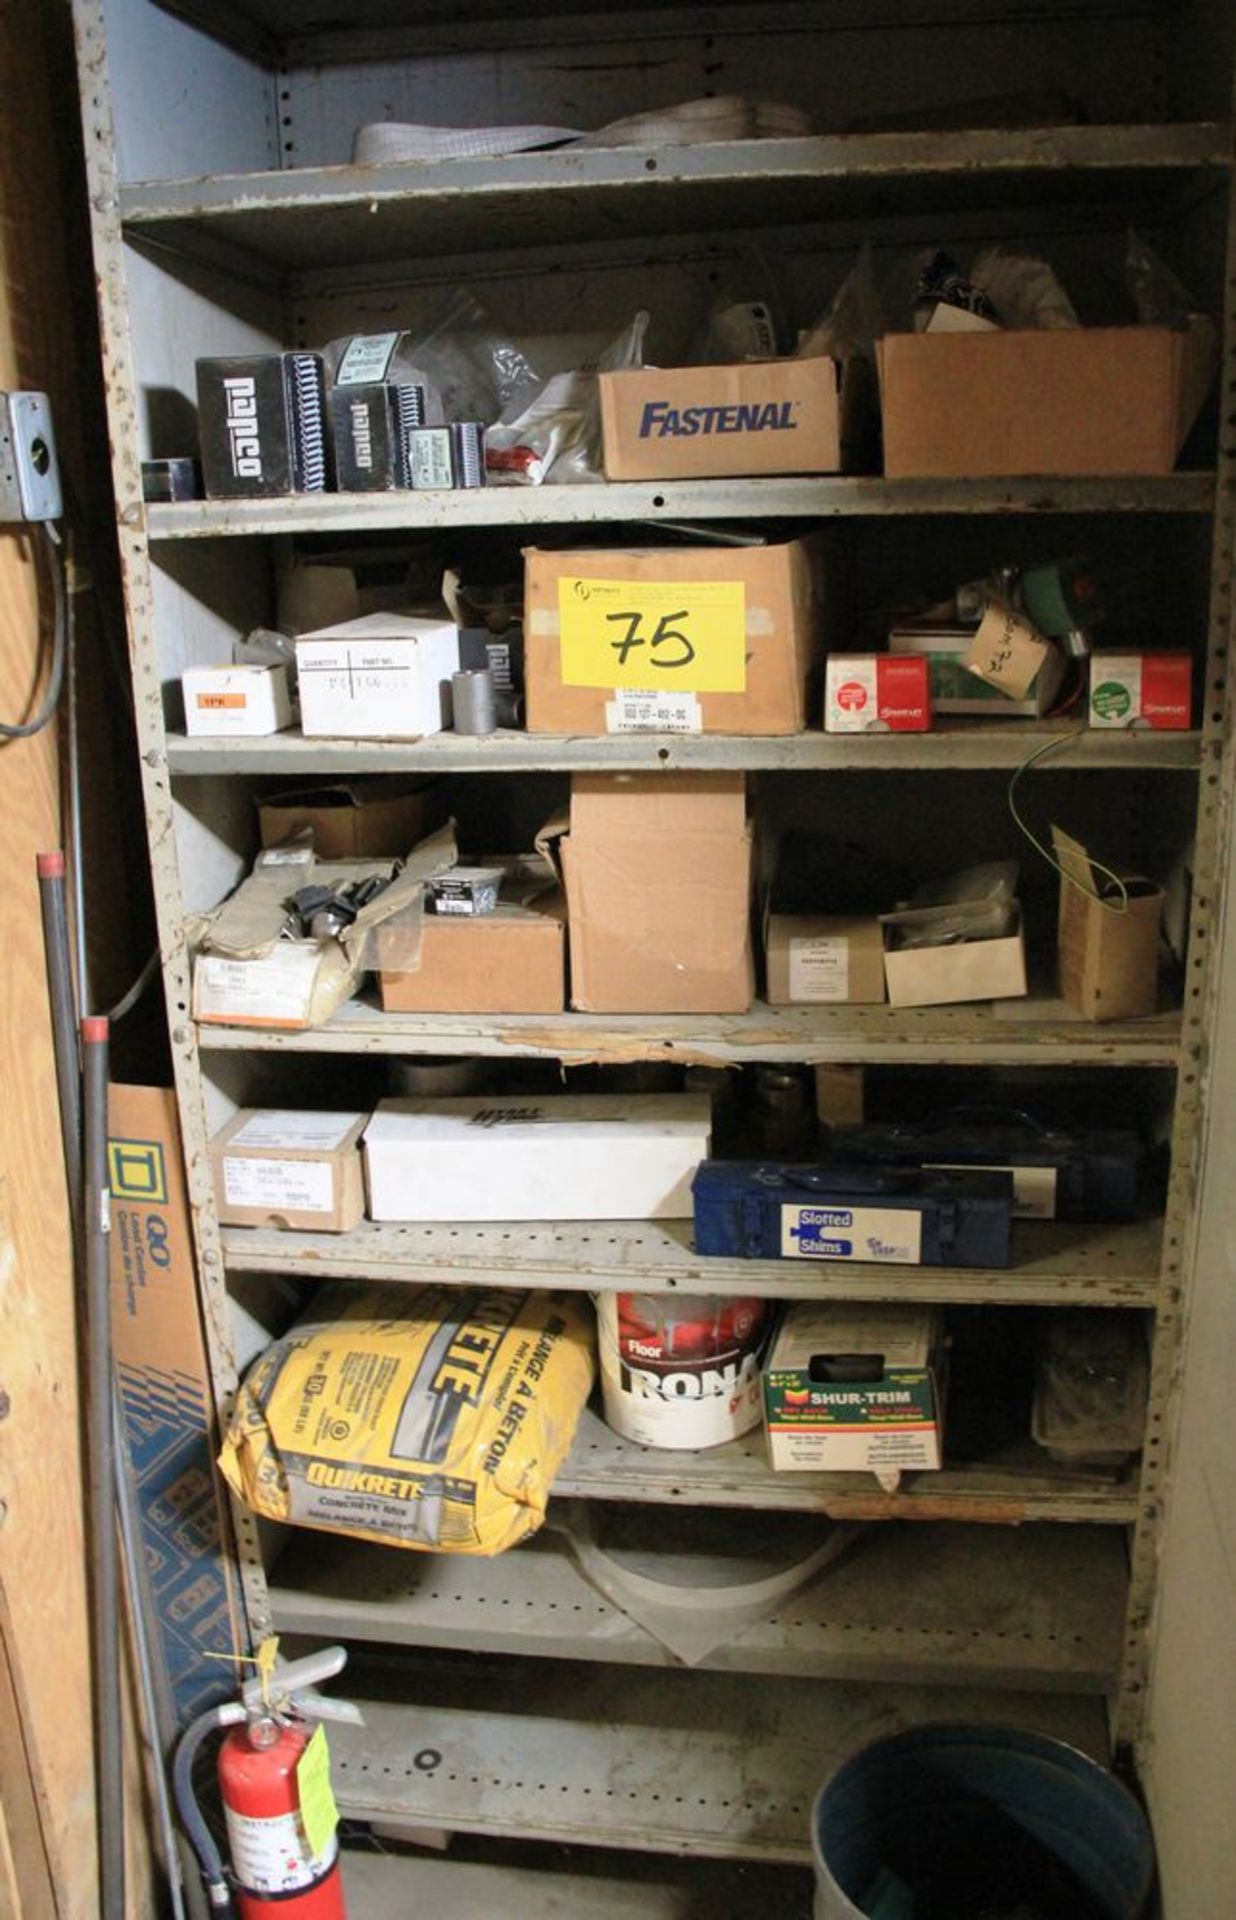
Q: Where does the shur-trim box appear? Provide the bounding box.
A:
[763,1303,945,1475]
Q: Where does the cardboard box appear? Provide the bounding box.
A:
[193,828,457,1029]
[524,537,826,736]
[544,773,754,1013]
[210,1109,367,1231]
[766,914,886,1005]
[878,321,1215,479]
[183,664,292,737]
[889,625,1047,718]
[764,1303,944,1476]
[599,356,849,480]
[824,654,930,732]
[963,602,1067,714]
[378,862,566,1013]
[108,1084,246,1719]
[296,613,461,738]
[1088,651,1193,730]
[1052,827,1164,1021]
[883,914,1028,1008]
[258,778,442,857]
[363,1093,712,1221]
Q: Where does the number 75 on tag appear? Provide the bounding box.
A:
[557,577,747,692]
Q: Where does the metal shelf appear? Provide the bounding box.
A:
[121,126,1228,277]
[220,1214,1163,1309]
[338,1846,812,1920]
[269,1520,1125,1688]
[198,993,1184,1065]
[321,1655,1111,1862]
[166,722,1206,777]
[145,472,1214,540]
[555,1409,1140,1523]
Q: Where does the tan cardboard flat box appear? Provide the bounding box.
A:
[379,874,566,1014]
[258,778,442,858]
[599,356,845,480]
[1053,827,1164,1022]
[524,537,826,736]
[548,773,754,1014]
[878,321,1215,479]
[883,920,1028,1008]
[766,914,886,1006]
[210,1109,367,1231]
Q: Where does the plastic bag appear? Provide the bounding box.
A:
[882,862,1020,950]
[486,309,649,484]
[220,1281,596,1555]
[324,292,544,428]
[1125,227,1199,328]
[970,248,1080,330]
[797,240,883,361]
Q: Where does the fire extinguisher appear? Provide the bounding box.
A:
[174,1644,360,1917]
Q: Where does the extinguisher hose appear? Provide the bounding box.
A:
[174,1703,246,1909]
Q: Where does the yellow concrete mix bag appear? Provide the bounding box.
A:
[220,1282,595,1555]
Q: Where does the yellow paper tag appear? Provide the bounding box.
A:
[297,1725,339,1860]
[558,576,747,692]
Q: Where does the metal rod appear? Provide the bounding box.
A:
[82,1013,125,1919]
[36,851,82,1222]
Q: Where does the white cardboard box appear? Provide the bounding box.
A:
[363,1094,712,1221]
[182,664,292,737]
[296,613,461,738]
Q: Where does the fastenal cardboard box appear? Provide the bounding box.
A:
[599,356,849,480]
[210,1109,367,1232]
[541,773,754,1013]
[182,664,293,738]
[878,320,1215,479]
[108,1084,247,1719]
[764,1303,944,1477]
[524,537,826,736]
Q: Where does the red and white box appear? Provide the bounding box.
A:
[824,654,931,733]
[1088,651,1192,730]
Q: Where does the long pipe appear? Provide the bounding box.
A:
[82,1014,125,1919]
[36,851,82,1219]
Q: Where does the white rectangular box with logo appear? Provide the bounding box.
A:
[363,1094,711,1222]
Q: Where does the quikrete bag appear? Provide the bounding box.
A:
[220,1282,595,1555]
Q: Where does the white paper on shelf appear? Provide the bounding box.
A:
[229,1110,364,1153]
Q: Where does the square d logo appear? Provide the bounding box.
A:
[109,1137,168,1205]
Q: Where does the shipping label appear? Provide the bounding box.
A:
[222,1154,335,1214]
[230,1111,361,1152]
[788,935,849,1002]
[780,1202,923,1263]
[194,947,320,1025]
[335,331,399,386]
[604,688,703,733]
[559,576,746,692]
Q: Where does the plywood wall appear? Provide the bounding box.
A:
[0,6,151,1915]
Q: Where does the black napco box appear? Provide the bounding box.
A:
[196,352,328,498]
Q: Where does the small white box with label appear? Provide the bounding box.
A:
[363,1094,711,1221]
[296,613,461,738]
[183,664,292,737]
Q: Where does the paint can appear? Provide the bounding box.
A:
[596,1291,768,1449]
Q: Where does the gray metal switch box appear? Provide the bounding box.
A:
[0,392,62,522]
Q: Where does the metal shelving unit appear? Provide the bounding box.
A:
[74,0,1236,1891]
[221,1214,1162,1307]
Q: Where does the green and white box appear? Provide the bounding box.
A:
[763,1303,944,1474]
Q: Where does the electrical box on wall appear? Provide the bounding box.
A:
[0,391,62,522]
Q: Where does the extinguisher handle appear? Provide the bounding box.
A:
[241,1644,364,1727]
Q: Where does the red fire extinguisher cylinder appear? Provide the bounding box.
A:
[219,1719,346,1920]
